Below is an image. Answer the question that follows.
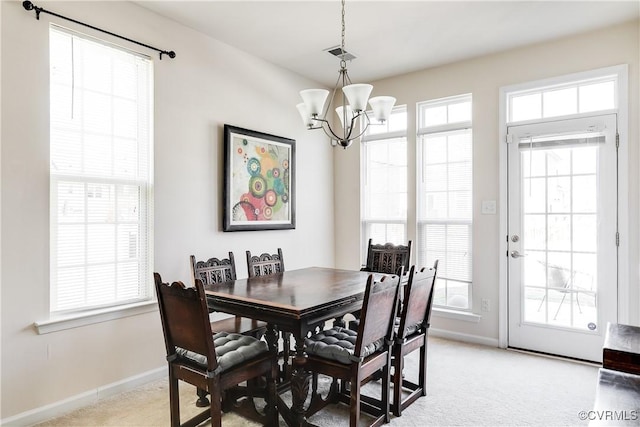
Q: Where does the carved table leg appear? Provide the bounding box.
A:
[265,324,279,357]
[290,334,310,426]
[195,387,210,407]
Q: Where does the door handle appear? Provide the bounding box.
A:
[510,250,526,259]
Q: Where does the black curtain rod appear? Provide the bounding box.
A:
[22,1,176,60]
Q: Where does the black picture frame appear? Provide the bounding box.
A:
[223,125,296,231]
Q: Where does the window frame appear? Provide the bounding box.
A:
[48,25,154,317]
[417,94,473,311]
[506,70,620,124]
[360,105,408,265]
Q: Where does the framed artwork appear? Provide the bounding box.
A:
[223,125,296,231]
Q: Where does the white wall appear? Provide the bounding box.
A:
[335,20,640,341]
[1,0,334,420]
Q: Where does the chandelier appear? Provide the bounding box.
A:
[296,0,396,149]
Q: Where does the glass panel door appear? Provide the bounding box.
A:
[507,115,617,362]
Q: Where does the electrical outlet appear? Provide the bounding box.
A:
[481,299,490,312]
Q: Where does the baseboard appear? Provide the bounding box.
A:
[430,327,500,348]
[2,331,497,425]
[1,367,166,426]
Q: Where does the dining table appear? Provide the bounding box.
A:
[204,266,379,427]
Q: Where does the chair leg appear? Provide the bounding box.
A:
[382,362,391,423]
[268,355,279,426]
[537,293,547,312]
[210,379,222,427]
[168,369,180,427]
[392,348,403,417]
[350,377,361,427]
[420,340,428,396]
[553,292,569,320]
[575,291,583,314]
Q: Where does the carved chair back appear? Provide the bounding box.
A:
[154,273,218,372]
[362,239,412,276]
[246,248,285,278]
[190,253,237,287]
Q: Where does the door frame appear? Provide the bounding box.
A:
[498,64,630,349]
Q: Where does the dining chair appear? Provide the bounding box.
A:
[392,261,438,416]
[154,273,278,427]
[361,239,412,275]
[246,248,290,381]
[536,261,582,320]
[246,248,285,278]
[303,273,402,427]
[346,239,412,331]
[190,253,266,338]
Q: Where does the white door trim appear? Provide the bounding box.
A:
[498,64,630,349]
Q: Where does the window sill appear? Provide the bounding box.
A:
[432,307,482,323]
[34,300,158,335]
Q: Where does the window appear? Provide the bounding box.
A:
[49,26,153,313]
[508,76,617,122]
[417,95,472,310]
[361,107,407,261]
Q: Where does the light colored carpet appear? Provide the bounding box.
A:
[34,337,599,426]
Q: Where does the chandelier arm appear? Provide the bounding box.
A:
[321,122,343,143]
[320,71,344,121]
[345,111,370,142]
[310,116,343,142]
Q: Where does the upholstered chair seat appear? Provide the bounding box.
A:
[305,326,385,365]
[176,332,269,374]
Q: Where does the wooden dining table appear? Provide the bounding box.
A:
[204,266,377,427]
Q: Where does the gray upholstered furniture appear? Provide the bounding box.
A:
[154,273,277,427]
[303,273,402,427]
[190,253,266,338]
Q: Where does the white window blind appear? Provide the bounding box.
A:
[361,107,407,261]
[49,26,153,313]
[418,95,472,309]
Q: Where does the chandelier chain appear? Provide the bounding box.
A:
[297,0,395,148]
[340,0,346,67]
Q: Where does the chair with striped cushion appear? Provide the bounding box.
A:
[154,273,277,427]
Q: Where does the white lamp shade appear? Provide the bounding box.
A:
[300,89,329,116]
[335,105,354,129]
[296,103,314,127]
[368,96,396,123]
[342,83,372,112]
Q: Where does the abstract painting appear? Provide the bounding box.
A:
[223,125,295,231]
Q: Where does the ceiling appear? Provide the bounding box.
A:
[136,1,640,86]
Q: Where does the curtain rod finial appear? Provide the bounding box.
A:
[159,51,176,60]
[23,1,34,11]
